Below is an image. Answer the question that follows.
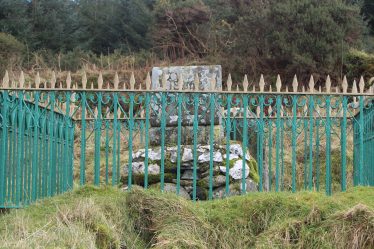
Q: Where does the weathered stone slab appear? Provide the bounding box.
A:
[150,65,222,127]
[151,65,222,91]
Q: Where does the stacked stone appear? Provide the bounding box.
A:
[123,143,258,200]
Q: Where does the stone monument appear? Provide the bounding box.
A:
[149,65,223,145]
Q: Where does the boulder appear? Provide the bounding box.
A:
[240,179,258,192]
[229,160,250,180]
[182,148,193,162]
[162,183,191,200]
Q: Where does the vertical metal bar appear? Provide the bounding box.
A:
[16,91,24,206]
[42,115,47,198]
[64,92,71,191]
[280,118,285,191]
[0,90,9,206]
[116,121,121,185]
[176,92,183,194]
[325,96,332,195]
[144,92,151,189]
[241,94,249,194]
[112,93,118,186]
[80,92,87,185]
[359,96,364,185]
[268,119,273,191]
[192,93,199,201]
[94,93,102,186]
[208,93,215,199]
[68,123,75,189]
[160,92,167,191]
[308,96,314,190]
[105,120,109,184]
[303,118,308,190]
[291,96,297,193]
[225,94,232,196]
[259,95,265,191]
[316,118,320,191]
[58,120,63,193]
[275,95,281,192]
[341,96,347,191]
[127,93,135,190]
[11,109,17,202]
[31,92,39,201]
[48,93,56,196]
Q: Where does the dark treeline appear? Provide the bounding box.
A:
[0,0,374,85]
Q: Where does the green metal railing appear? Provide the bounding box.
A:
[0,83,74,208]
[1,71,373,207]
[354,97,374,186]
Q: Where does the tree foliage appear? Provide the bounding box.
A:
[0,0,372,82]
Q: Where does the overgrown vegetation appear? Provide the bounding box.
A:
[1,186,373,248]
[0,0,373,85]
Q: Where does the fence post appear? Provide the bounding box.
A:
[0,71,9,206]
[358,76,365,185]
[341,76,348,191]
[291,75,298,193]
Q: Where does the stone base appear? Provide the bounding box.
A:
[123,143,259,200]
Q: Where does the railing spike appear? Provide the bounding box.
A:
[285,85,289,93]
[342,75,348,93]
[33,72,39,89]
[11,80,16,88]
[276,74,282,92]
[269,85,273,93]
[146,72,151,90]
[139,83,142,90]
[309,75,314,93]
[359,76,365,93]
[19,71,25,88]
[91,82,94,90]
[130,72,135,90]
[326,75,331,93]
[292,75,298,92]
[236,84,239,92]
[319,85,322,93]
[51,71,56,89]
[211,73,216,91]
[259,74,265,92]
[194,72,199,91]
[2,70,9,88]
[178,73,184,91]
[302,85,305,93]
[114,72,119,89]
[227,73,232,91]
[82,71,87,89]
[352,79,358,94]
[243,74,249,92]
[98,72,103,89]
[335,86,339,93]
[66,71,72,89]
[252,84,256,92]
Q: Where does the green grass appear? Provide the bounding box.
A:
[1,186,373,248]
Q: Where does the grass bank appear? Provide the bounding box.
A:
[1,186,373,248]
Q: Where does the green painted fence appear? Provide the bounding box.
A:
[1,71,373,207]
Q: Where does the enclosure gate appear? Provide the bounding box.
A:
[1,71,374,207]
